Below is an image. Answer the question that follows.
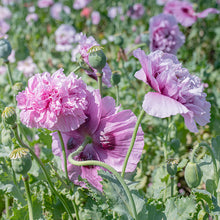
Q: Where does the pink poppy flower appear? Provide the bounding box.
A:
[16,69,90,132]
[0,20,10,38]
[52,90,144,190]
[71,33,112,88]
[0,6,11,21]
[50,2,70,20]
[149,13,185,54]
[26,13,39,25]
[133,49,211,133]
[164,0,219,27]
[73,0,92,10]
[17,56,37,77]
[127,3,145,20]
[91,11,101,25]
[80,7,92,18]
[37,0,54,8]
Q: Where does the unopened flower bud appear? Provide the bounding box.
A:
[88,49,106,72]
[0,39,12,61]
[12,82,23,94]
[1,128,13,146]
[77,54,93,72]
[114,35,124,47]
[2,106,17,126]
[184,162,203,188]
[167,159,178,176]
[112,72,121,86]
[10,148,32,176]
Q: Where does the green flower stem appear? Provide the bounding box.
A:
[12,124,74,220]
[121,109,145,178]
[115,85,119,106]
[57,131,80,220]
[5,61,14,88]
[4,195,10,219]
[97,72,103,97]
[68,153,138,219]
[22,175,33,220]
[73,66,81,73]
[170,176,174,197]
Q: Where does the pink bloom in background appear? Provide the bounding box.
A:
[164,0,220,27]
[0,6,11,20]
[8,50,15,63]
[149,13,185,54]
[37,0,54,8]
[73,0,92,10]
[0,20,10,38]
[55,24,76,51]
[108,6,123,19]
[50,2,70,20]
[2,0,19,5]
[156,0,173,6]
[133,49,211,133]
[80,7,92,18]
[17,57,37,78]
[16,69,90,132]
[0,66,7,75]
[52,90,144,190]
[26,13,38,24]
[71,33,112,88]
[91,11,101,25]
[127,3,145,19]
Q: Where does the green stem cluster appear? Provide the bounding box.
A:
[23,176,33,220]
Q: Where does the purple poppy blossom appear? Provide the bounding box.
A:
[164,0,219,27]
[91,11,101,25]
[149,13,185,54]
[16,69,90,132]
[71,33,112,87]
[37,0,54,8]
[0,20,10,38]
[127,3,145,19]
[73,0,92,10]
[0,6,11,21]
[108,6,123,19]
[26,13,38,24]
[133,49,211,133]
[50,2,70,20]
[17,57,37,78]
[52,90,144,190]
[156,0,173,6]
[55,24,76,51]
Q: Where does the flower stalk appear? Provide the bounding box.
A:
[97,72,103,97]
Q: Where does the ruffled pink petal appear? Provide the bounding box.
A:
[142,92,189,118]
[101,96,117,118]
[197,8,219,18]
[134,68,147,84]
[181,112,198,133]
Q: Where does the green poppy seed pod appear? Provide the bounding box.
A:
[112,72,121,86]
[88,50,106,72]
[2,106,17,126]
[167,159,178,176]
[1,128,13,146]
[114,35,124,47]
[10,148,32,177]
[184,162,203,188]
[77,54,93,72]
[0,39,12,61]
[12,82,23,94]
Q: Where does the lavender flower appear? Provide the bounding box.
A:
[91,11,101,25]
[37,0,54,8]
[127,3,145,19]
[50,2,70,20]
[26,13,39,25]
[73,0,92,10]
[17,57,37,77]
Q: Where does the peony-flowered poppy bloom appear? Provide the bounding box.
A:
[50,2,70,20]
[71,33,112,87]
[17,56,37,77]
[73,0,92,10]
[133,49,211,133]
[149,13,185,54]
[127,3,145,20]
[164,0,219,27]
[52,90,144,190]
[16,68,90,132]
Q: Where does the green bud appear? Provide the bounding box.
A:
[10,148,32,176]
[170,139,180,152]
[114,35,124,46]
[0,39,12,61]
[184,162,203,188]
[112,72,121,86]
[88,50,106,72]
[77,54,93,72]
[2,106,17,126]
[1,128,13,146]
[166,159,178,176]
[12,82,23,94]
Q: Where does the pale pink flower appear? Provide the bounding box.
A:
[8,50,15,63]
[55,24,76,51]
[0,20,10,38]
[71,33,112,87]
[164,0,219,27]
[26,13,39,24]
[17,57,37,78]
[50,2,70,20]
[2,0,19,5]
[133,49,211,133]
[0,66,7,75]
[108,6,123,19]
[156,0,173,6]
[91,11,101,25]
[127,3,145,19]
[37,0,54,8]
[16,69,90,132]
[73,0,92,10]
[0,6,11,21]
[149,13,185,54]
[52,90,144,190]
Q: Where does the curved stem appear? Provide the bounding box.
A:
[170,176,174,197]
[73,66,81,73]
[4,195,10,219]
[68,153,138,220]
[115,85,119,106]
[190,144,200,163]
[96,72,103,97]
[12,125,74,220]
[121,109,145,178]
[5,61,14,87]
[22,176,33,220]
